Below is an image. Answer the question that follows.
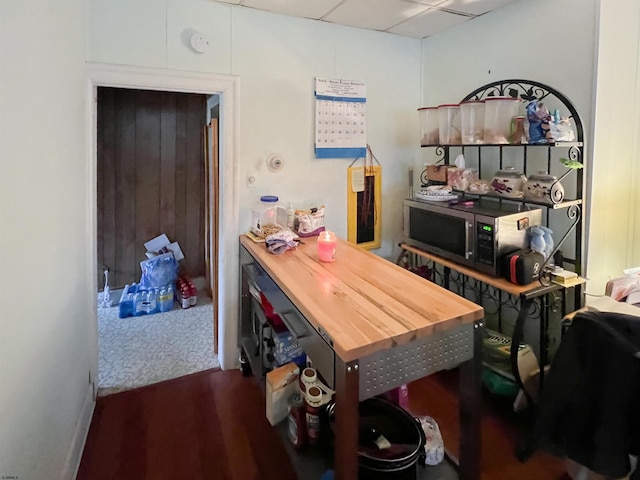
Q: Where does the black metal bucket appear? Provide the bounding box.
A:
[328,397,425,480]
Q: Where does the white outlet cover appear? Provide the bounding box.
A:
[190,32,209,53]
[266,153,285,173]
[246,168,257,188]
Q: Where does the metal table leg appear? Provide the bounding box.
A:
[334,358,360,480]
[458,319,484,480]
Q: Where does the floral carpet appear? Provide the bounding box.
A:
[97,290,219,395]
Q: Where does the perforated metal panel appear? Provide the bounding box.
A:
[359,323,475,400]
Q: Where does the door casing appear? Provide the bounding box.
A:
[86,62,240,370]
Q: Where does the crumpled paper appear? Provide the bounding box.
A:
[266,230,298,255]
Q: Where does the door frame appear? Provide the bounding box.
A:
[86,62,240,370]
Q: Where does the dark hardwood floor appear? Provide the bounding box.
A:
[408,369,569,480]
[77,367,569,480]
[77,368,297,480]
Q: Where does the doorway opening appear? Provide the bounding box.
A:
[96,87,219,394]
[87,63,240,394]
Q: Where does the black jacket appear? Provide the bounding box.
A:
[536,310,640,479]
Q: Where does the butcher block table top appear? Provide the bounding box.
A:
[240,235,484,362]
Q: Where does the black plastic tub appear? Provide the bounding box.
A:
[328,397,426,480]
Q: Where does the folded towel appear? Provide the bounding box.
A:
[266,230,298,255]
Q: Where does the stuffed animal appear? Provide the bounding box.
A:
[529,226,547,257]
[528,225,554,260]
[539,226,555,260]
[526,100,553,144]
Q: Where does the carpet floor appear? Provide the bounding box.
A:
[97,290,219,395]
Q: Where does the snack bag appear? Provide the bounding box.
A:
[295,206,325,237]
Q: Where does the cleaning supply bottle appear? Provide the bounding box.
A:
[286,202,295,230]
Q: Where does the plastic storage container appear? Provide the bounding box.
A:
[251,195,287,238]
[460,100,485,144]
[524,171,565,204]
[483,97,522,144]
[437,104,461,144]
[417,107,439,145]
[491,166,527,198]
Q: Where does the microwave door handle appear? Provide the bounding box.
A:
[465,221,473,259]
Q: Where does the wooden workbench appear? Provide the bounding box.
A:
[239,235,485,480]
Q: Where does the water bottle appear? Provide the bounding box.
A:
[146,289,158,314]
[134,291,145,316]
[159,285,173,312]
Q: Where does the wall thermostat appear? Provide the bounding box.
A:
[266,153,285,173]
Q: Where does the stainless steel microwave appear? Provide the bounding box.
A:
[403,198,542,277]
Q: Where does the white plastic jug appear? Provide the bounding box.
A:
[251,195,287,237]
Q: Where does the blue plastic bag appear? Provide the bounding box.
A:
[139,253,178,289]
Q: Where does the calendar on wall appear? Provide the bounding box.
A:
[314,78,366,159]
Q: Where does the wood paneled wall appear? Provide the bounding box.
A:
[97,87,207,289]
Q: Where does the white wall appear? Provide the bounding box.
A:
[88,1,422,367]
[589,0,640,291]
[420,0,597,120]
[419,0,640,296]
[0,1,94,479]
[230,8,421,254]
[89,0,421,255]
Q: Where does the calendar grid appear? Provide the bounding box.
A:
[315,78,367,158]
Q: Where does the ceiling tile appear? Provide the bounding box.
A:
[212,0,520,39]
[408,0,449,6]
[388,8,469,38]
[323,0,430,31]
[242,0,343,20]
[436,0,517,15]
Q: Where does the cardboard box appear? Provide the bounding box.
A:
[265,362,299,426]
[144,233,184,261]
[273,331,306,367]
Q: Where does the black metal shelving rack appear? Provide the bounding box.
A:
[420,79,585,287]
[409,79,586,461]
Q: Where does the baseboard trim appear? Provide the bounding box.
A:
[61,384,95,479]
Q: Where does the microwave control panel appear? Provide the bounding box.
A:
[476,222,495,265]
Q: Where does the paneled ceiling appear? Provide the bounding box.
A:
[214,0,519,39]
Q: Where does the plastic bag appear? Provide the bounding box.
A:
[295,206,325,237]
[549,118,575,142]
[140,252,178,289]
[416,416,444,466]
[526,100,552,144]
[526,101,576,143]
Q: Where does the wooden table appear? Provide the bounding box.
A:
[239,235,485,479]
